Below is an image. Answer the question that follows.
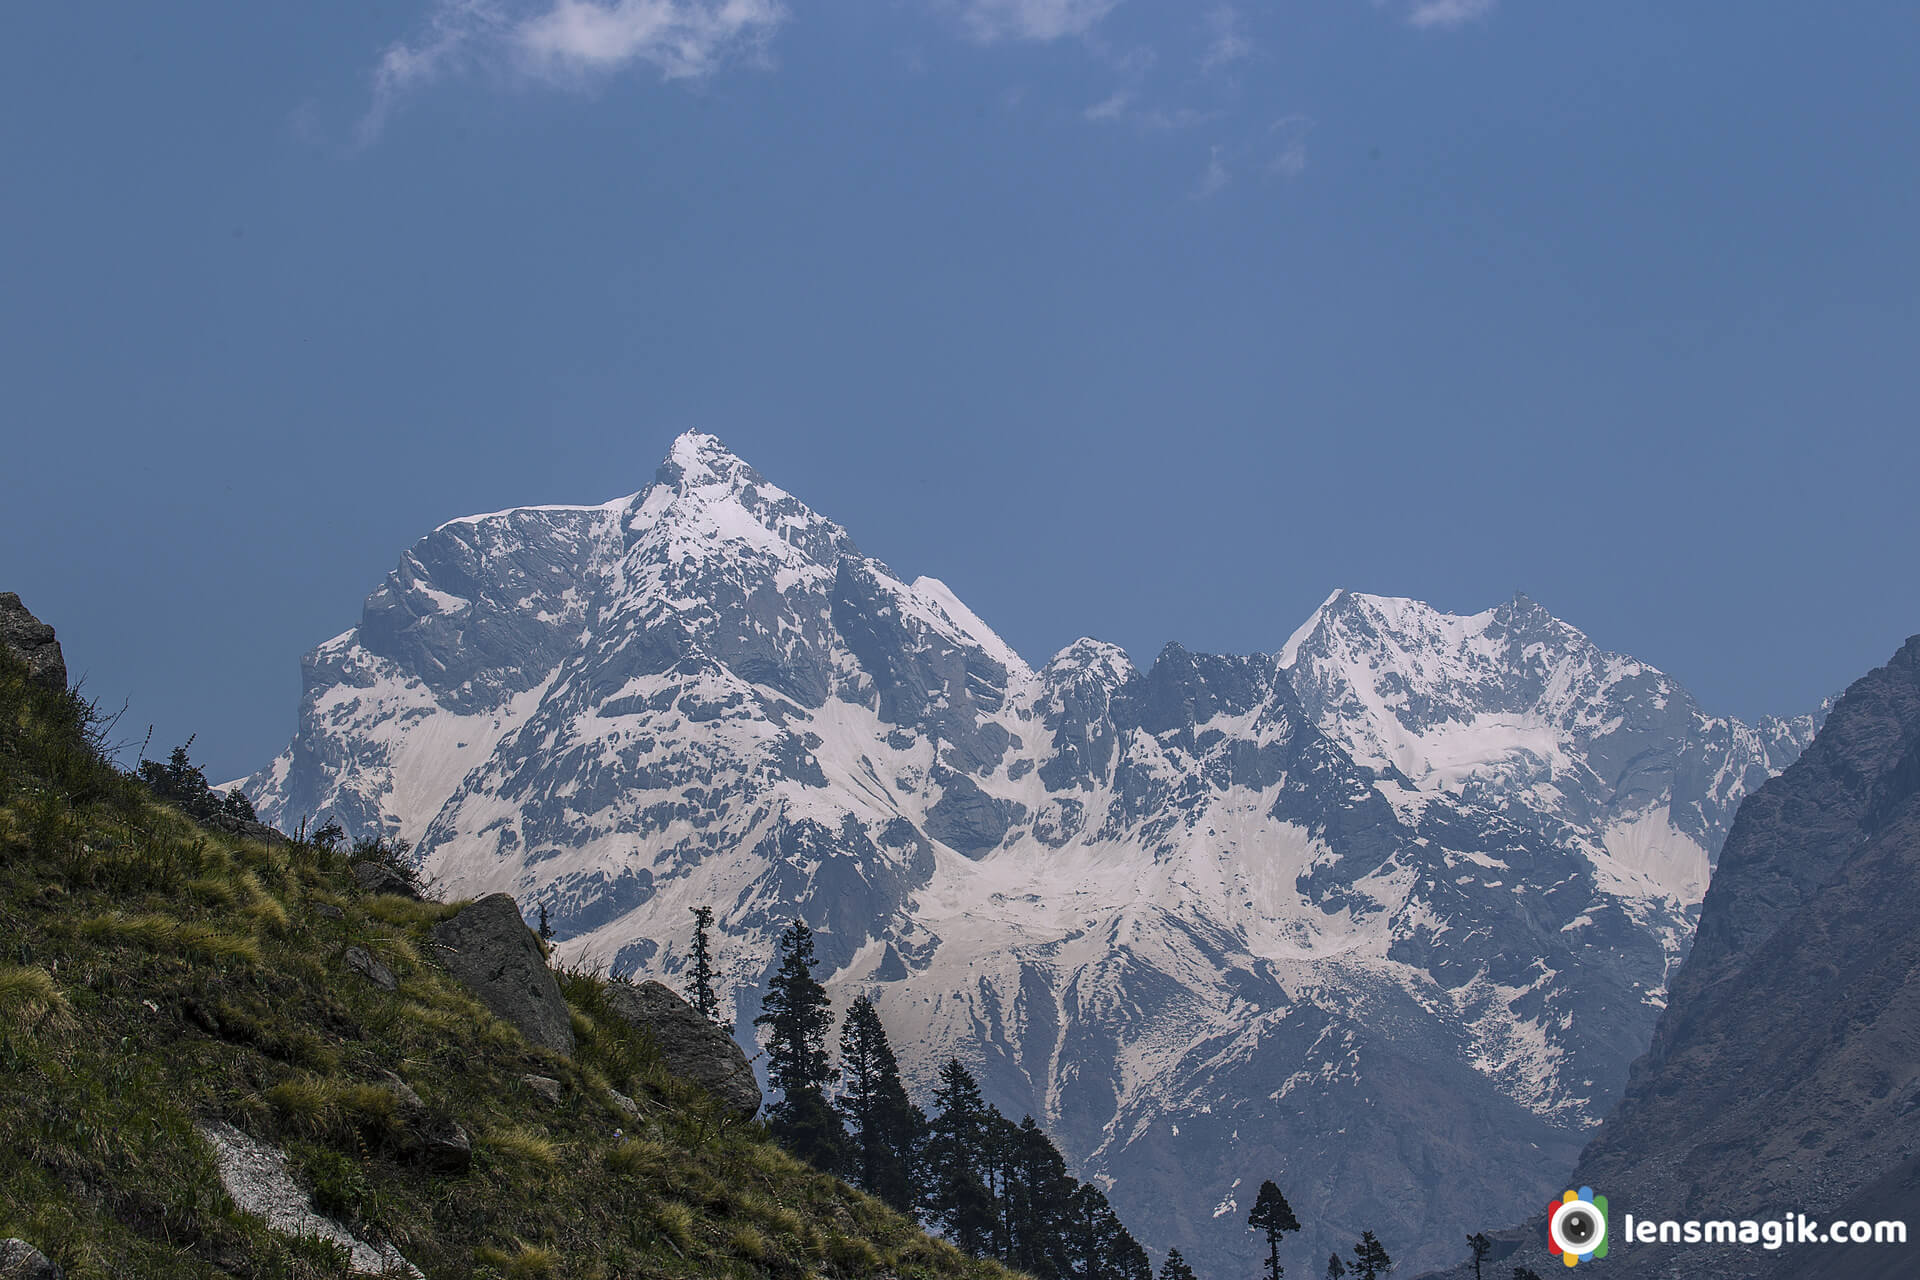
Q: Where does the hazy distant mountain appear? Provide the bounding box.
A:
[240,432,1817,1275]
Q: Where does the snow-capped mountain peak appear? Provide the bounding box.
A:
[239,436,1820,1276]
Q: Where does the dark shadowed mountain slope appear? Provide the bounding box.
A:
[1421,634,1920,1280]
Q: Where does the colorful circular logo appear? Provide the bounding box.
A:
[1548,1188,1609,1267]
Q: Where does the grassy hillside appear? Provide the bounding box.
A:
[0,647,1022,1280]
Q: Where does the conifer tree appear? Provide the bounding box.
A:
[1467,1232,1491,1280]
[1248,1180,1302,1280]
[688,905,720,1023]
[922,1057,995,1256]
[1006,1115,1074,1279]
[537,902,554,945]
[1065,1183,1150,1280]
[1326,1253,1347,1279]
[982,1106,1021,1262]
[835,994,922,1216]
[1349,1232,1392,1280]
[754,918,848,1172]
[1159,1247,1199,1280]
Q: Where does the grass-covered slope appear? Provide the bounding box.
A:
[0,648,1020,1280]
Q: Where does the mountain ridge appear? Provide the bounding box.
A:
[237,431,1821,1276]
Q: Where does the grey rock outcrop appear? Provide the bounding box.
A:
[0,593,66,692]
[343,946,396,991]
[352,860,420,899]
[206,811,291,846]
[429,894,574,1056]
[520,1074,562,1104]
[197,1121,423,1277]
[375,1072,472,1174]
[0,1239,62,1280]
[601,979,760,1120]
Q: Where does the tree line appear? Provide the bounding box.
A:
[736,915,1155,1279]
[1246,1180,1394,1280]
[711,915,1504,1280]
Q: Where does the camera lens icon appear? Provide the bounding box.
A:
[1548,1188,1609,1266]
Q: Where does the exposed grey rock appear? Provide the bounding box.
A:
[197,1120,423,1277]
[206,811,291,846]
[377,1070,422,1110]
[601,979,759,1120]
[343,946,396,992]
[608,1087,641,1119]
[429,895,574,1056]
[416,1117,472,1175]
[0,1238,61,1280]
[0,593,66,693]
[520,1074,562,1104]
[351,861,419,899]
[313,902,345,920]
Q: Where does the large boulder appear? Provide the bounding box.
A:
[0,593,66,692]
[601,980,760,1120]
[0,1239,61,1280]
[429,895,574,1056]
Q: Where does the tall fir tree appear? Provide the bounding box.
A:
[1248,1180,1302,1280]
[835,994,923,1216]
[688,905,720,1023]
[753,918,848,1172]
[921,1057,995,1257]
[1349,1232,1392,1280]
[1326,1253,1347,1279]
[982,1106,1020,1263]
[1005,1116,1075,1280]
[1065,1183,1151,1280]
[1158,1246,1199,1280]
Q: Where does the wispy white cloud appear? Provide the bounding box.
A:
[1268,114,1312,178]
[955,0,1123,44]
[363,0,785,138]
[1082,92,1215,131]
[519,0,784,75]
[1406,0,1496,29]
[1200,6,1252,74]
[1194,144,1230,199]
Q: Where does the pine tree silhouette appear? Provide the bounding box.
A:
[1158,1246,1199,1280]
[1350,1231,1392,1279]
[835,994,922,1216]
[921,1057,995,1256]
[753,918,848,1172]
[1248,1180,1302,1280]
[1467,1232,1491,1280]
[688,905,720,1023]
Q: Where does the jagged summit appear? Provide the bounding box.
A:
[238,437,1820,1277]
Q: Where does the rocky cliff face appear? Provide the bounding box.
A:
[236,434,1819,1276]
[0,592,67,693]
[1563,635,1920,1280]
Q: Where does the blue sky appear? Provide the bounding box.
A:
[3,1,1916,781]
